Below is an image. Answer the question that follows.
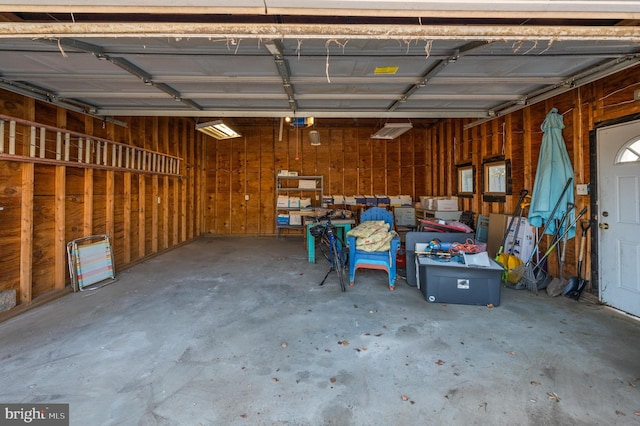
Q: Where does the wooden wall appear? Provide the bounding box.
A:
[0,90,205,310]
[204,124,427,235]
[205,64,640,283]
[2,63,640,315]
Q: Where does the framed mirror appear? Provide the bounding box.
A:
[482,157,511,202]
[456,163,475,197]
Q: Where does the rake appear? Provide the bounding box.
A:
[514,206,587,293]
[508,178,572,290]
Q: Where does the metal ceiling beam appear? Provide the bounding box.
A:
[465,53,640,128]
[0,79,127,126]
[95,108,491,119]
[264,39,297,111]
[1,23,639,41]
[389,41,491,112]
[0,72,570,86]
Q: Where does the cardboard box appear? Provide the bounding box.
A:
[277,169,288,176]
[288,214,302,226]
[400,195,412,205]
[376,194,390,205]
[394,207,416,227]
[345,196,356,205]
[288,196,300,208]
[389,196,402,206]
[300,197,312,208]
[298,180,317,189]
[322,195,334,204]
[333,195,345,205]
[434,198,459,211]
[420,196,431,209]
[487,213,510,258]
[417,256,503,306]
[277,195,289,208]
[277,214,289,225]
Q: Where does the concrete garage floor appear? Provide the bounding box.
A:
[1,236,639,426]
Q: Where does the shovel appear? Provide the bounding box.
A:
[563,219,593,300]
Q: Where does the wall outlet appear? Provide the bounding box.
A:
[576,184,589,195]
[635,89,640,101]
[245,194,249,201]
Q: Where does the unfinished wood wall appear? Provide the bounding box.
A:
[451,64,640,282]
[0,90,205,309]
[2,64,639,313]
[204,124,427,235]
[204,64,640,283]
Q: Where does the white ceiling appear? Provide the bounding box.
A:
[0,4,639,126]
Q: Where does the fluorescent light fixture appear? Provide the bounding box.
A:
[370,122,413,140]
[196,120,241,140]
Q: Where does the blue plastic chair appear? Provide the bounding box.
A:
[347,207,401,290]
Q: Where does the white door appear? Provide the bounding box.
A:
[596,119,640,317]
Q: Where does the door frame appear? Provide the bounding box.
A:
[589,112,640,296]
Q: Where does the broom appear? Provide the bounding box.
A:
[515,206,587,293]
[510,178,573,290]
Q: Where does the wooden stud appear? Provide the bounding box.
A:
[30,126,36,157]
[138,174,146,256]
[54,165,66,290]
[83,168,94,236]
[20,163,34,304]
[151,175,159,253]
[106,170,115,239]
[123,172,131,264]
[39,127,45,158]
[9,120,15,154]
[0,119,4,153]
[78,137,83,163]
[64,133,70,161]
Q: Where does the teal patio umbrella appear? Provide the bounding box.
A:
[528,108,576,240]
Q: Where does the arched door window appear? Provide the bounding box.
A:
[616,137,640,164]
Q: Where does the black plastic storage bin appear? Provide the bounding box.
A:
[417,256,503,306]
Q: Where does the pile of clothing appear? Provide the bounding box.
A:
[347,220,398,252]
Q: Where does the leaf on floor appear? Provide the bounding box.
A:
[325,349,331,353]
[486,303,494,308]
[338,340,349,346]
[530,381,540,386]
[547,391,560,402]
[507,351,516,356]
[401,394,409,401]
[272,377,279,382]
[436,359,445,366]
[330,377,337,383]
[281,342,287,348]
[240,413,247,418]
[364,332,371,336]
[375,333,383,337]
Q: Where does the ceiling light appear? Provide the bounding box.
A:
[196,120,241,140]
[287,117,314,128]
[371,122,413,140]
